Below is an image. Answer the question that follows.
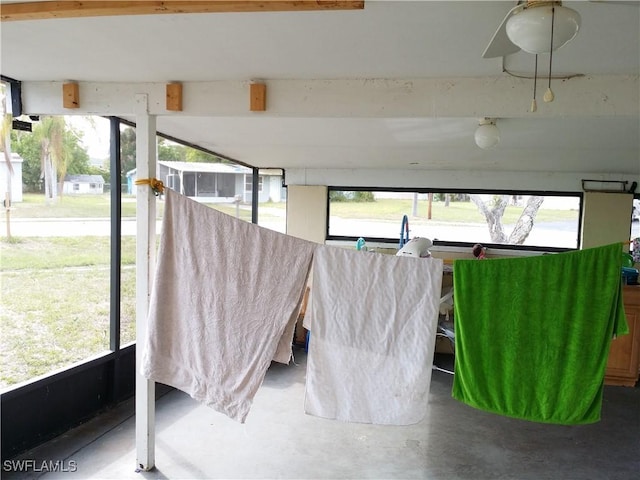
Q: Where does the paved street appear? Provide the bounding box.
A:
[1,217,638,247]
[0,218,161,237]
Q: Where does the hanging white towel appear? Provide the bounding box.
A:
[304,246,443,425]
[141,190,316,423]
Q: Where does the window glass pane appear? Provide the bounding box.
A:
[120,124,137,346]
[258,169,286,233]
[1,115,112,388]
[632,195,640,238]
[157,143,253,223]
[123,129,259,342]
[329,190,581,249]
[631,195,640,262]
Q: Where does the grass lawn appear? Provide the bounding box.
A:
[330,198,578,224]
[10,193,577,225]
[10,193,143,218]
[9,193,279,221]
[0,236,137,388]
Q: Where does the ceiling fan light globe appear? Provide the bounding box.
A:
[506,5,581,54]
[475,123,500,149]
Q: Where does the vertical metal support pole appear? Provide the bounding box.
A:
[110,117,122,353]
[108,116,123,406]
[251,168,259,224]
[135,95,156,472]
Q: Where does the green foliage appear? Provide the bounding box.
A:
[329,191,348,202]
[186,147,224,163]
[353,191,375,202]
[158,139,187,162]
[12,129,42,192]
[329,191,375,202]
[120,129,226,186]
[88,165,109,182]
[63,126,91,175]
[38,116,67,199]
[120,126,136,184]
[11,117,92,193]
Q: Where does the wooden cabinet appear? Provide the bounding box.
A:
[605,286,640,386]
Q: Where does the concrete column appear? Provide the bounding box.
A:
[581,192,633,249]
[286,185,327,244]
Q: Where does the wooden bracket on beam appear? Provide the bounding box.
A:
[62,82,79,109]
[166,83,183,111]
[250,83,266,112]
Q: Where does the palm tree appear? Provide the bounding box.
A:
[35,116,67,203]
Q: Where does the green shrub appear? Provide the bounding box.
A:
[353,191,375,202]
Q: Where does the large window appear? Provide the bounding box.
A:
[0,113,279,389]
[245,174,263,193]
[632,195,640,238]
[328,189,582,250]
[2,115,114,387]
[257,169,286,234]
[631,194,640,260]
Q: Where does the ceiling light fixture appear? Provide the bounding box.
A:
[505,1,581,112]
[506,1,581,54]
[475,118,500,149]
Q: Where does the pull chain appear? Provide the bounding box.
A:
[531,54,538,112]
[544,6,556,103]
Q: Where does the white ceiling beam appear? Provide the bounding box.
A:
[19,75,638,118]
[285,168,639,193]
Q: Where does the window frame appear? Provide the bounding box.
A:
[326,186,583,253]
[245,174,263,193]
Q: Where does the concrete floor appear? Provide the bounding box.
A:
[4,350,640,480]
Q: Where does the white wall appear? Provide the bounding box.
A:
[581,192,633,249]
[62,182,104,195]
[286,185,326,244]
[285,168,638,193]
[0,153,23,203]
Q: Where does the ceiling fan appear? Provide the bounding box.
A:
[482,1,585,111]
[483,0,638,59]
[482,1,582,59]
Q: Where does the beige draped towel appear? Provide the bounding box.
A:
[141,190,316,422]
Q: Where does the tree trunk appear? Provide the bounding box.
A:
[42,142,57,203]
[470,194,509,243]
[508,196,544,244]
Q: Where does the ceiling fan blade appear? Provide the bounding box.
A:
[482,4,525,59]
[588,0,640,5]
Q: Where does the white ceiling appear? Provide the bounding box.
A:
[1,0,639,182]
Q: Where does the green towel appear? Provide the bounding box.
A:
[452,243,628,425]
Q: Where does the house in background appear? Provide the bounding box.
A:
[62,174,105,195]
[127,161,284,203]
[0,153,24,203]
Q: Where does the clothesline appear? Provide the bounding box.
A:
[134,182,630,473]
